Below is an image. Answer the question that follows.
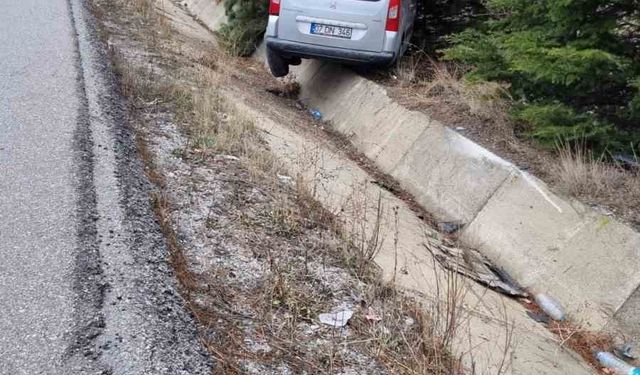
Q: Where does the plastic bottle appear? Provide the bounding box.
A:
[534,293,565,321]
[596,352,640,374]
[310,109,322,120]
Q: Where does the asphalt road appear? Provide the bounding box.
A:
[0,0,212,374]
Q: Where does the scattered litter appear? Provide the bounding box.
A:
[534,293,565,321]
[303,324,320,335]
[423,239,527,297]
[215,154,239,161]
[310,109,323,120]
[244,338,272,354]
[616,343,639,360]
[613,154,640,170]
[365,308,382,322]
[437,221,464,234]
[596,352,640,374]
[277,174,293,184]
[404,316,415,327]
[319,310,354,328]
[455,127,466,131]
[526,311,550,324]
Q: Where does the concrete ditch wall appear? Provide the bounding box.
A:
[293,61,640,333]
[184,0,640,339]
[181,0,227,31]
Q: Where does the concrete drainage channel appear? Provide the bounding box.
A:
[291,61,640,332]
[182,1,640,373]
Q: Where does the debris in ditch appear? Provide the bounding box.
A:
[437,221,464,234]
[318,310,354,328]
[214,154,239,162]
[277,174,293,184]
[371,180,398,194]
[534,293,566,321]
[404,316,415,327]
[596,352,640,374]
[616,343,639,360]
[365,308,382,322]
[422,239,527,297]
[613,154,640,170]
[310,109,323,120]
[526,311,550,324]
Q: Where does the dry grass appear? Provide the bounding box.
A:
[548,321,613,370]
[188,72,284,181]
[394,54,512,128]
[553,142,640,224]
[132,0,154,19]
[520,299,614,372]
[555,142,630,197]
[339,189,386,279]
[351,280,467,375]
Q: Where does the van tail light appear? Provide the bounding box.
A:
[269,0,281,15]
[385,0,401,32]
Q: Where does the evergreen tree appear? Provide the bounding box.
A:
[218,0,268,57]
[443,0,640,152]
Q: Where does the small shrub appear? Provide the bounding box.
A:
[217,0,268,56]
[554,142,621,197]
[512,103,614,149]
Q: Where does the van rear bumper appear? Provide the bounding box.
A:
[266,37,395,66]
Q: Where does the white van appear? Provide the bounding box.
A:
[264,0,417,77]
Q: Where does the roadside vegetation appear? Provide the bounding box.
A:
[216,0,268,56]
[408,0,640,226]
[442,0,640,155]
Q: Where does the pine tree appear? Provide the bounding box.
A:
[218,0,268,57]
[443,0,640,152]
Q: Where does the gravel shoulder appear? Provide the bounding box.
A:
[68,0,213,373]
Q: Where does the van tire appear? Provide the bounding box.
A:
[288,56,302,66]
[267,47,290,77]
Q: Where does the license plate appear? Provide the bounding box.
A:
[310,23,353,39]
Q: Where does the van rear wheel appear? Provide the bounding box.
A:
[267,47,290,77]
